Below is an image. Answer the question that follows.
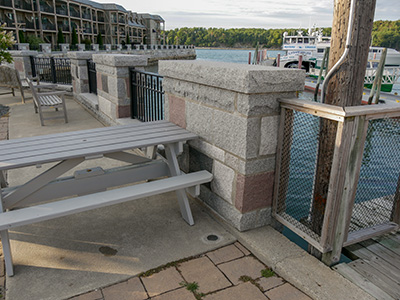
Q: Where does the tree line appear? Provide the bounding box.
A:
[163,20,400,50]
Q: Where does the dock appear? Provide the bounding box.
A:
[304,77,400,105]
[333,230,400,300]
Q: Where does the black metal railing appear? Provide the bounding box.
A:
[31,56,71,85]
[87,59,97,95]
[130,68,164,122]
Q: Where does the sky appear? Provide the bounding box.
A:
[95,0,399,30]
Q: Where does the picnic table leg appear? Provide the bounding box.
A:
[0,192,14,276]
[165,143,194,226]
[0,171,7,188]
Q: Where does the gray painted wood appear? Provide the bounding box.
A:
[0,170,212,231]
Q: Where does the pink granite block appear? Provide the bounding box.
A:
[235,172,274,213]
[117,105,130,118]
[169,95,186,128]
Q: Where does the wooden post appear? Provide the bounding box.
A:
[298,55,303,69]
[248,52,251,64]
[277,54,280,67]
[310,0,377,263]
[391,174,400,224]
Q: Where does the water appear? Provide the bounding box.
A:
[196,48,285,64]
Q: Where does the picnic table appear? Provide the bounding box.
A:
[0,120,212,276]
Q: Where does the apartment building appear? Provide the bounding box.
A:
[0,0,165,46]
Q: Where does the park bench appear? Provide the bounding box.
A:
[0,121,213,276]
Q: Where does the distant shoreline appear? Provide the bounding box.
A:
[196,47,282,51]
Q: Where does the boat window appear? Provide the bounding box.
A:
[298,38,303,43]
[304,38,309,43]
[284,38,290,44]
[309,39,315,44]
[317,48,324,53]
[373,49,378,53]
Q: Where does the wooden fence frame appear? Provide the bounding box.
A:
[273,98,400,265]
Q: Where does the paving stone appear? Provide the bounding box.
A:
[206,244,244,265]
[141,267,184,297]
[204,282,267,300]
[218,256,265,285]
[265,283,312,300]
[257,276,285,292]
[234,242,251,256]
[178,256,231,294]
[69,290,103,300]
[151,287,197,300]
[102,277,147,300]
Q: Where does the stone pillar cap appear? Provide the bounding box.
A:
[92,54,148,67]
[159,60,305,94]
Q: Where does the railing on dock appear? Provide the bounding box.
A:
[87,59,97,95]
[273,99,400,265]
[130,69,164,122]
[30,56,71,85]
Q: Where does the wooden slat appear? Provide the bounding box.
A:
[0,132,196,170]
[345,223,399,246]
[347,260,400,299]
[361,239,400,269]
[0,170,213,231]
[373,234,400,256]
[333,263,395,300]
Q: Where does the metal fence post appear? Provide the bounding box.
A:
[30,56,36,78]
[50,57,57,83]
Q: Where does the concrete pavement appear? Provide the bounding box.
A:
[0,88,374,300]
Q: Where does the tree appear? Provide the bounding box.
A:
[71,27,78,46]
[96,33,103,46]
[18,30,25,43]
[0,24,15,64]
[26,34,44,50]
[57,28,65,45]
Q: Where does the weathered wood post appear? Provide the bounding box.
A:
[310,0,377,265]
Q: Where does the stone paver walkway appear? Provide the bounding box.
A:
[69,242,312,300]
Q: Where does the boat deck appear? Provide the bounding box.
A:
[304,77,400,105]
[333,230,400,300]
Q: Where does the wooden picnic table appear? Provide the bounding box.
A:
[0,120,212,276]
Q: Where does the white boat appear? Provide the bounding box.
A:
[275,27,400,72]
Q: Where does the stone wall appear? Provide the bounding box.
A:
[159,60,305,231]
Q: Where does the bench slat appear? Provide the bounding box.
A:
[0,171,213,231]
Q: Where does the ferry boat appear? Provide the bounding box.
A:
[277,28,400,71]
[276,27,400,92]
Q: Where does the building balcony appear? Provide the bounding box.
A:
[25,20,35,29]
[42,23,56,31]
[14,0,32,11]
[69,10,80,18]
[82,13,91,20]
[0,0,12,7]
[56,7,68,16]
[97,16,105,22]
[40,4,54,14]
[83,28,92,34]
[58,24,69,31]
[0,20,13,28]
